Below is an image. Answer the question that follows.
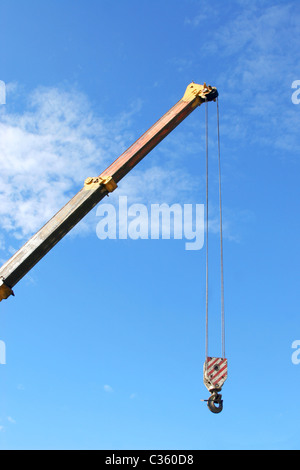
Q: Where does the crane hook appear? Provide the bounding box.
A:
[207,391,223,414]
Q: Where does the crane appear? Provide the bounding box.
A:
[0,82,226,413]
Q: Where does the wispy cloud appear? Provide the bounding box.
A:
[103,384,113,393]
[0,84,136,242]
[7,416,16,424]
[184,1,215,28]
[0,416,16,432]
[186,2,300,152]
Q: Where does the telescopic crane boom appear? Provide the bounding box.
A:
[0,82,218,301]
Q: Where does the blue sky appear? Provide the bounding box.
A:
[0,0,300,450]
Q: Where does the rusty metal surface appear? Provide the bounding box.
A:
[100,98,197,183]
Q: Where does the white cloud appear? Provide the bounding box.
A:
[0,84,134,240]
[103,384,113,393]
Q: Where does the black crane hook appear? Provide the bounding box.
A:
[207,391,223,414]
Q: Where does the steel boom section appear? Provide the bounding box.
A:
[0,82,218,300]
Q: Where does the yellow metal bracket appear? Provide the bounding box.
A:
[84,175,117,193]
[0,278,14,302]
[182,82,218,105]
